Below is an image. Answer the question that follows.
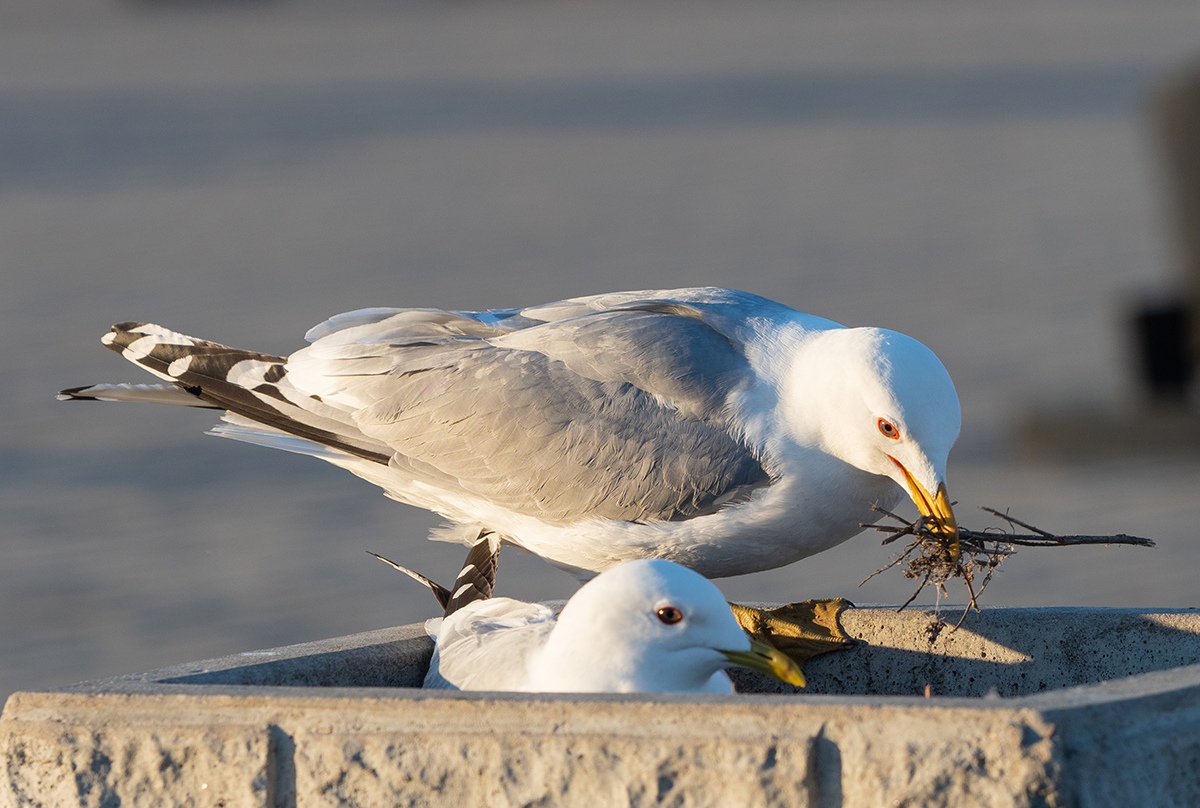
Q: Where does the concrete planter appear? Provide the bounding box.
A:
[3,607,1200,807]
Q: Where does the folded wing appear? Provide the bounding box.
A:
[68,289,782,527]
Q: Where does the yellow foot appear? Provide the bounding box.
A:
[729,598,857,675]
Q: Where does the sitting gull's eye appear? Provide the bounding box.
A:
[877,418,900,439]
[656,606,684,625]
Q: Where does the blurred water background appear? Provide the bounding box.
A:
[3,0,1200,700]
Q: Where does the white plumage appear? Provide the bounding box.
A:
[422,558,804,693]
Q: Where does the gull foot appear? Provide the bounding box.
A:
[729,598,857,675]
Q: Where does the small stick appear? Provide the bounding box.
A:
[979,506,1056,537]
[861,506,935,546]
[898,572,930,611]
[954,571,983,629]
[879,521,920,546]
[961,529,1154,548]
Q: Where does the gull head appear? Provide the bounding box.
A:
[528,559,804,693]
[785,326,962,556]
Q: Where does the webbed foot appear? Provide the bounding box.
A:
[729,598,857,676]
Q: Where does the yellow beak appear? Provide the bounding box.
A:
[893,460,959,562]
[721,636,807,687]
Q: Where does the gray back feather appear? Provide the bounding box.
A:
[306,298,770,523]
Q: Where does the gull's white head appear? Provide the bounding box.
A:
[526,559,804,693]
[785,326,962,553]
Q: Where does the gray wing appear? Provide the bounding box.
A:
[287,292,770,523]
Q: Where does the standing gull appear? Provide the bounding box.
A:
[375,534,806,693]
[60,287,961,638]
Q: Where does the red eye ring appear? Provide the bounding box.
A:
[877,418,900,440]
[656,606,684,625]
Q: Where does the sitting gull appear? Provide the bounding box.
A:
[374,534,806,692]
[60,287,961,644]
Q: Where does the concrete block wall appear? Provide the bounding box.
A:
[4,607,1200,807]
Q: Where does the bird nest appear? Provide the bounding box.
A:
[862,505,1155,627]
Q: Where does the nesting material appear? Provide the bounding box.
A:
[862,506,1156,625]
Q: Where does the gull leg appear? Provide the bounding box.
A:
[729,598,858,675]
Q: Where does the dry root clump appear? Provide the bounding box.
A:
[862,505,1155,627]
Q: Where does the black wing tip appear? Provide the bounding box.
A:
[368,551,453,610]
[58,385,97,401]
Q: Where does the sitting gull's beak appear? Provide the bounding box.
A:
[891,459,959,562]
[720,636,807,687]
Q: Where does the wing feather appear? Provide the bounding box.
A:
[423,598,557,690]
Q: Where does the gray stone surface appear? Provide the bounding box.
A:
[5,606,1200,806]
[1,689,1064,808]
[811,605,1200,697]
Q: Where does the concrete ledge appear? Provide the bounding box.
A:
[4,606,1200,806]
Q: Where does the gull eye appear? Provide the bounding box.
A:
[656,606,684,625]
[877,418,900,439]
